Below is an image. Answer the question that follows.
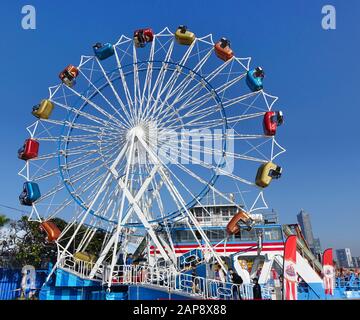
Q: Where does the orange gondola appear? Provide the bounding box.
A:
[40,221,61,242]
[214,38,234,61]
[226,209,255,235]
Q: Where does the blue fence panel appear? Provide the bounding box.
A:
[0,268,48,300]
[0,269,22,300]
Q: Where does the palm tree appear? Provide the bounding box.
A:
[0,214,10,227]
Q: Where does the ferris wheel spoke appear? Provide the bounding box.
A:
[113,46,137,121]
[35,179,67,204]
[153,77,214,127]
[162,117,223,132]
[144,41,197,121]
[45,198,75,221]
[166,130,266,141]
[86,179,117,221]
[61,154,117,193]
[132,45,143,123]
[30,141,99,161]
[94,57,134,126]
[63,85,126,129]
[72,168,110,201]
[156,138,255,186]
[174,72,247,121]
[162,96,265,131]
[167,58,233,110]
[77,70,132,128]
[160,136,268,167]
[61,155,107,173]
[168,91,260,125]
[68,174,108,202]
[162,110,264,133]
[161,101,220,130]
[160,49,213,103]
[98,186,122,222]
[171,161,244,212]
[140,37,156,110]
[50,100,121,131]
[158,92,215,129]
[222,91,262,109]
[60,133,119,144]
[158,162,220,223]
[39,118,97,135]
[241,138,273,161]
[141,41,175,120]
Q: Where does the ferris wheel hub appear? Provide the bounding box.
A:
[127,125,145,141]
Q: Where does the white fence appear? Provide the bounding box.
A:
[59,257,272,300]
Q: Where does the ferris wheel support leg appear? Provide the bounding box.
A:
[44,142,129,285]
[107,135,137,287]
[113,166,177,266]
[137,135,229,275]
[89,157,176,280]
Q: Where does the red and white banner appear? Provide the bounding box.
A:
[322,248,335,295]
[283,235,297,300]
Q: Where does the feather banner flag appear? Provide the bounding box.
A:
[283,235,297,300]
[323,248,335,295]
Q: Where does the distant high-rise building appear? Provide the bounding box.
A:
[352,257,360,268]
[312,238,322,256]
[297,209,315,249]
[336,248,354,268]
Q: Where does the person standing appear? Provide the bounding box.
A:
[228,268,243,300]
[126,254,134,265]
[191,265,200,294]
[252,277,262,300]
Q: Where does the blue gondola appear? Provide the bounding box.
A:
[19,182,41,206]
[93,43,114,60]
[246,67,264,92]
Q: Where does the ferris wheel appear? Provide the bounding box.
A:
[17,26,285,286]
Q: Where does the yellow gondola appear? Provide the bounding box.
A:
[255,162,282,188]
[175,25,195,45]
[32,99,54,119]
[73,252,96,263]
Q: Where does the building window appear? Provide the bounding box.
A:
[263,227,282,241]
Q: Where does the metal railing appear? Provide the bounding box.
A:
[59,257,272,300]
[336,277,360,290]
[108,264,271,300]
[59,255,95,279]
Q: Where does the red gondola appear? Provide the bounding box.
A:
[263,111,284,136]
[18,139,39,160]
[134,28,154,48]
[59,65,79,87]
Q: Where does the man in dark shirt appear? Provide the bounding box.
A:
[252,277,262,300]
[228,268,243,300]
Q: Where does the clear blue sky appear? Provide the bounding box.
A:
[0,0,359,255]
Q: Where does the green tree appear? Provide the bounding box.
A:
[0,214,10,227]
[4,216,106,268]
